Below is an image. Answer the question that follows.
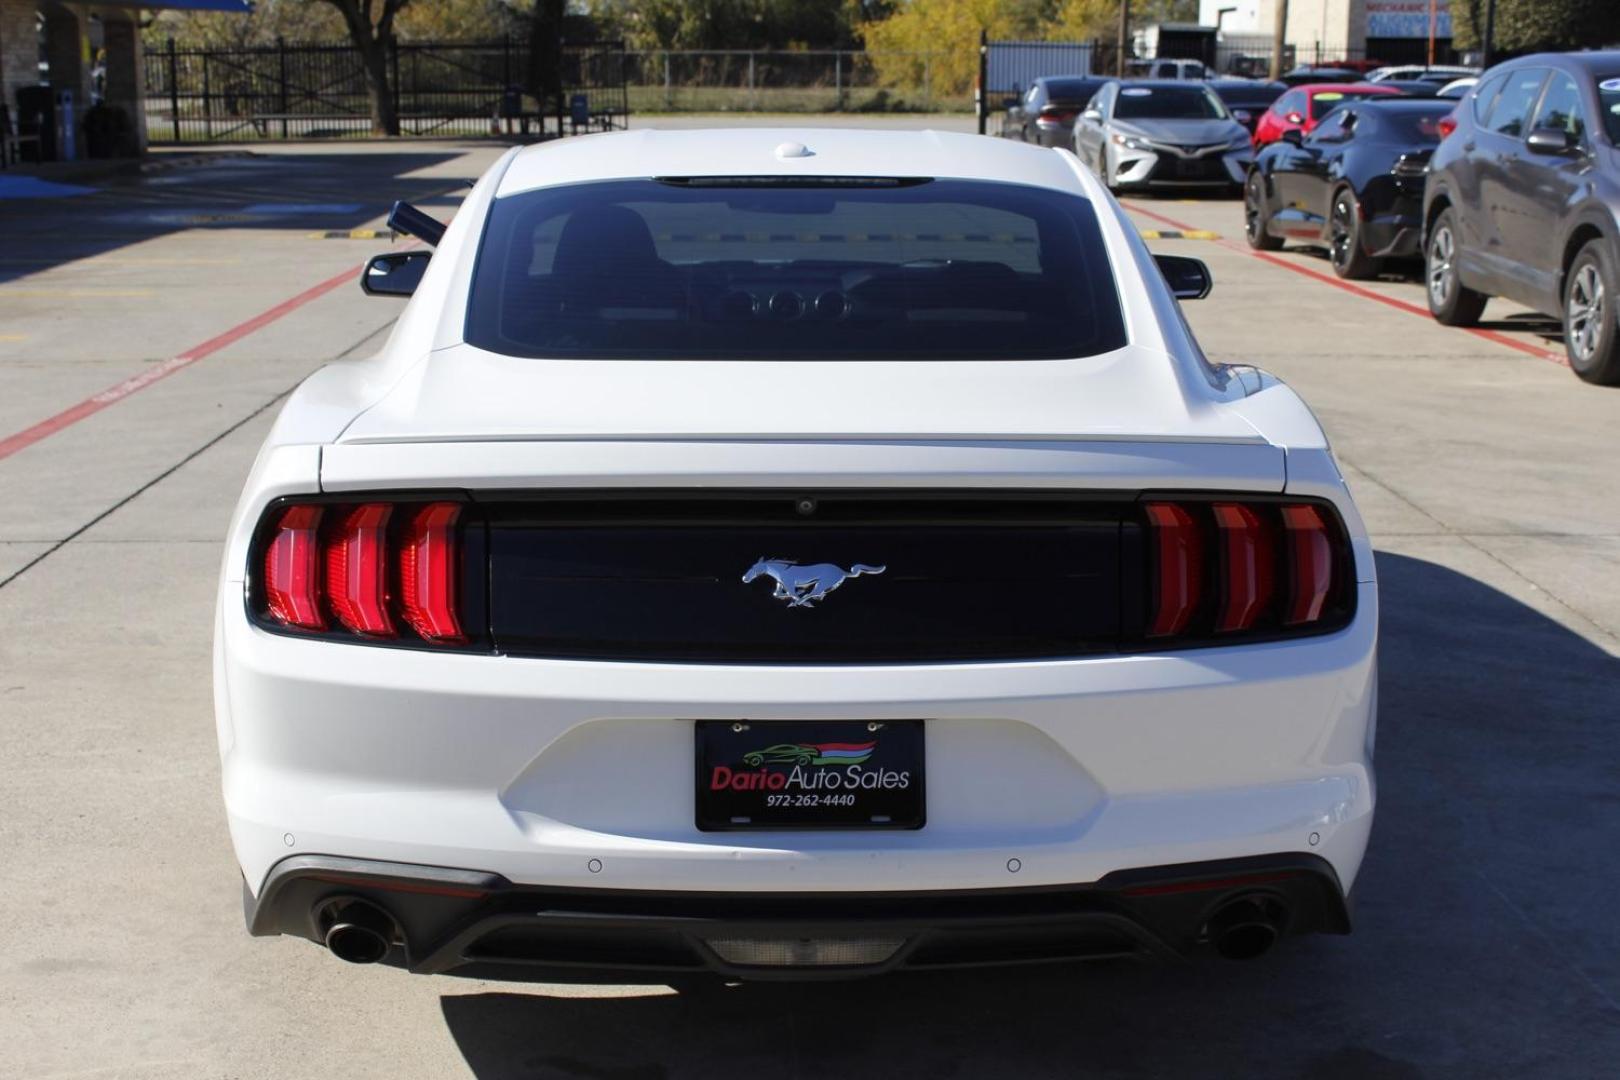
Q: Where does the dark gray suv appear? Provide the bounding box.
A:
[1423,52,1620,384]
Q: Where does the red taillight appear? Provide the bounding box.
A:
[1438,113,1457,139]
[1281,504,1334,626]
[1212,502,1275,633]
[1038,107,1078,125]
[263,505,325,630]
[1144,499,1347,643]
[1145,502,1204,638]
[257,499,469,646]
[324,503,395,637]
[399,502,465,644]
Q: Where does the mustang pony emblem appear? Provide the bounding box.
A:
[741,558,885,608]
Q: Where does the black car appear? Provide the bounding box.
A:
[1424,51,1620,383]
[1209,78,1287,134]
[1003,76,1109,149]
[1245,98,1455,279]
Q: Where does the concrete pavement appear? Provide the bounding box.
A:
[0,134,1616,1078]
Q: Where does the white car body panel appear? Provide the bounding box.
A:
[216,129,1377,971]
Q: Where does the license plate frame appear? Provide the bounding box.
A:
[694,720,925,831]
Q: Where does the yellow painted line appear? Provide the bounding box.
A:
[0,288,157,298]
[309,228,384,240]
[1137,228,1221,241]
[0,333,26,341]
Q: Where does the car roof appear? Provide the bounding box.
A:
[1351,97,1457,112]
[1037,75,1103,86]
[1304,83,1401,95]
[1111,79,1217,89]
[495,128,1087,198]
[1508,50,1620,74]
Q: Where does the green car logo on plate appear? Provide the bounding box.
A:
[742,741,876,767]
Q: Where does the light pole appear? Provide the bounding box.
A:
[1117,0,1131,77]
[1482,0,1498,68]
[1270,0,1289,82]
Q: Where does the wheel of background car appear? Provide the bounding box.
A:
[1329,186,1380,279]
[1425,208,1487,326]
[1564,240,1620,385]
[1244,172,1283,251]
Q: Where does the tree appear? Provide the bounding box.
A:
[1450,0,1620,55]
[142,0,342,50]
[319,0,412,135]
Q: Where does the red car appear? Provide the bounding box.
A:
[1252,83,1405,147]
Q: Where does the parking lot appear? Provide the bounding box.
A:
[1,131,1617,1078]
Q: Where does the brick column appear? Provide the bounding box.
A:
[41,1,88,106]
[0,0,39,118]
[99,7,144,153]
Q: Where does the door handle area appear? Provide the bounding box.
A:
[1463,141,1476,151]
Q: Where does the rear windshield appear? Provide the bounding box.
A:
[1386,108,1449,142]
[1115,85,1227,120]
[1044,78,1103,103]
[465,178,1127,361]
[1600,75,1620,144]
[1310,90,1383,119]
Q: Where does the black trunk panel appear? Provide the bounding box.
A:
[483,493,1130,662]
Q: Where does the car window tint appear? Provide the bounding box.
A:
[1388,108,1449,142]
[1531,73,1586,139]
[1600,74,1620,144]
[1484,69,1547,138]
[467,179,1128,362]
[1309,111,1349,142]
[1471,72,1506,122]
[1277,90,1306,119]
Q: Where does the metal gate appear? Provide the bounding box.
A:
[144,38,629,142]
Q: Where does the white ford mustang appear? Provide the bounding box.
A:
[217,128,1377,980]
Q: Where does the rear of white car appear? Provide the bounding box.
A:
[216,129,1376,980]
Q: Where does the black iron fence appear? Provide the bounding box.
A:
[144,38,628,142]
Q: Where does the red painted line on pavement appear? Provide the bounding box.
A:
[0,263,362,462]
[1121,199,1569,369]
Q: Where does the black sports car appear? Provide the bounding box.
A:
[1244,97,1454,279]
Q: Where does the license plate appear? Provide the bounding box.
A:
[695,720,925,831]
[1175,158,1207,177]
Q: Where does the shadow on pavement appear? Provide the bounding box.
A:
[439,551,1620,1079]
[0,147,481,282]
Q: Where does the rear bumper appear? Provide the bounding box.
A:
[249,852,1351,980]
[218,582,1377,906]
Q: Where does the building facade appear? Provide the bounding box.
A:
[1202,0,1455,65]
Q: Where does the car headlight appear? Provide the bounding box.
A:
[1110,132,1153,151]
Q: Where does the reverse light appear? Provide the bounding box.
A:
[1281,504,1334,626]
[263,505,325,630]
[399,503,466,644]
[324,503,395,636]
[1145,502,1203,637]
[1212,502,1275,633]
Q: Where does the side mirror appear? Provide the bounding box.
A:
[1280,128,1304,146]
[1081,107,1102,122]
[361,251,431,298]
[1155,253,1212,300]
[1526,127,1578,155]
